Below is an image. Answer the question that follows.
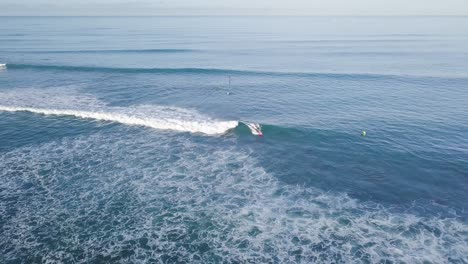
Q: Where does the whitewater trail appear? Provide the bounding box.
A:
[0,105,240,135]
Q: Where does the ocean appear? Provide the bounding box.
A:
[0,16,467,263]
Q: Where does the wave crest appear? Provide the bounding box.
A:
[0,106,239,135]
[0,89,239,136]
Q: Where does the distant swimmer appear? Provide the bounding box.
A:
[227,76,232,95]
[245,122,263,137]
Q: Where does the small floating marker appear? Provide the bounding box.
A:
[361,130,367,137]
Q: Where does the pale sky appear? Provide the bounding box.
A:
[1,0,468,16]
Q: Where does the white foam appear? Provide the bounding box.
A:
[0,88,239,135]
[0,133,466,263]
[0,106,239,135]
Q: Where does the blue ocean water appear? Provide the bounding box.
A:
[1,16,468,263]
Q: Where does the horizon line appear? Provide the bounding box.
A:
[1,15,468,17]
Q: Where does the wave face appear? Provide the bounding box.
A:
[6,63,456,81]
[0,89,238,136]
[1,133,467,263]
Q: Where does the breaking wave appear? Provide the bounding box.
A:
[0,106,239,135]
[0,88,238,136]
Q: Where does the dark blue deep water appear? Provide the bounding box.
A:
[1,16,468,263]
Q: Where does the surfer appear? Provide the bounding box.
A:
[253,124,263,137]
[245,123,263,137]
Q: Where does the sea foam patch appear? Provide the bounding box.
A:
[0,131,466,263]
[0,88,238,135]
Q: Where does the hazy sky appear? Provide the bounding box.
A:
[1,0,468,16]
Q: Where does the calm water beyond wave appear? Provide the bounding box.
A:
[1,16,468,263]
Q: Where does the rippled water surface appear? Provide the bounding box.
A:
[1,16,468,263]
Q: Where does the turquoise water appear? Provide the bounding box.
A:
[1,16,468,263]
